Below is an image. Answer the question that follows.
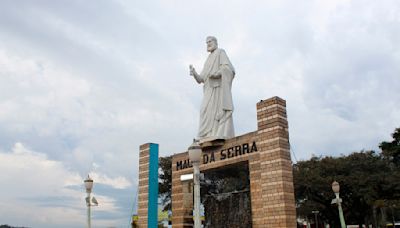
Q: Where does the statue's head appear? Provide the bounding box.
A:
[206,36,218,52]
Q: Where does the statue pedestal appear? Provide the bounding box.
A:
[198,137,225,149]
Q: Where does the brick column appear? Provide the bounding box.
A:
[256,97,296,228]
[137,143,159,228]
[249,152,263,227]
[171,153,194,228]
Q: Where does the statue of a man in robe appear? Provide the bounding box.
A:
[189,36,235,140]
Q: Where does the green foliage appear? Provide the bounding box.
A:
[295,151,382,226]
[380,128,400,166]
[294,127,400,227]
[158,156,172,211]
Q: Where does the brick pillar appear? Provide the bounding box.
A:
[137,143,159,228]
[256,97,296,228]
[249,152,263,227]
[171,155,194,228]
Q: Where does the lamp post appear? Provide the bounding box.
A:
[390,204,396,228]
[331,181,346,228]
[312,210,319,228]
[84,175,98,228]
[188,140,202,228]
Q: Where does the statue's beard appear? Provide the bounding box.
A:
[207,46,217,52]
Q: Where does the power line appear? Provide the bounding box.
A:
[290,142,298,163]
[128,182,138,228]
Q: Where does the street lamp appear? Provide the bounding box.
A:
[84,175,98,228]
[312,210,319,228]
[188,140,202,228]
[331,181,346,228]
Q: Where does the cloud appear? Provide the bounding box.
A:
[88,172,131,189]
[294,0,400,157]
[0,143,84,227]
[0,142,131,228]
[0,0,400,226]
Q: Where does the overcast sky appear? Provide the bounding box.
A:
[0,0,399,227]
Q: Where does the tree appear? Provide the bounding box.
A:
[158,156,172,211]
[380,128,400,167]
[293,151,394,227]
[379,128,400,201]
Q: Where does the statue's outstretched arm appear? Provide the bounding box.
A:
[189,65,203,83]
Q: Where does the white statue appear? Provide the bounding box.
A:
[190,36,235,140]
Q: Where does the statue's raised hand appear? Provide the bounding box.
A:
[189,65,198,77]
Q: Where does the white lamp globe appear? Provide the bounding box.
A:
[332,181,340,194]
[188,140,202,163]
[84,175,94,193]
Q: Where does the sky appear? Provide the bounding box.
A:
[0,0,399,227]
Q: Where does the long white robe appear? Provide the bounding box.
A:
[194,48,235,140]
